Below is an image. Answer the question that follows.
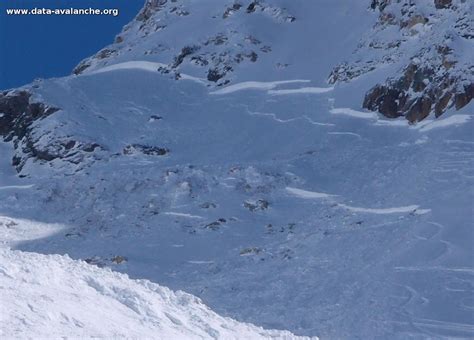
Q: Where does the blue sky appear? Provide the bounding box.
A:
[0,0,143,89]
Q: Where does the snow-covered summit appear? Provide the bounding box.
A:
[73,0,472,121]
[72,0,373,86]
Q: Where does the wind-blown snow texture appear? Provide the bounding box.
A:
[0,247,310,339]
[1,0,473,339]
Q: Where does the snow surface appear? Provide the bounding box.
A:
[87,60,168,75]
[210,80,311,95]
[0,247,311,339]
[285,188,431,215]
[415,115,472,132]
[286,187,335,199]
[86,60,207,85]
[1,0,473,339]
[330,107,377,120]
[0,184,35,190]
[268,87,334,96]
[337,204,431,215]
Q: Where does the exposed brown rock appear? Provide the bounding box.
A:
[406,96,433,123]
[331,0,472,123]
[364,85,405,118]
[364,67,472,122]
[400,15,428,29]
[111,256,128,264]
[434,92,452,117]
[454,84,474,110]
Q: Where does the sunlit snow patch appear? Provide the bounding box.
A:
[0,216,65,248]
[162,212,204,219]
[414,115,471,132]
[286,187,336,199]
[87,61,168,74]
[268,87,334,95]
[338,204,431,215]
[84,61,207,84]
[330,108,471,132]
[374,119,409,127]
[330,107,377,120]
[210,80,310,95]
[285,188,430,215]
[0,184,35,190]
[0,249,315,339]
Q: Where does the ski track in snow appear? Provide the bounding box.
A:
[247,110,334,127]
[328,131,363,139]
[410,318,474,336]
[2,1,473,337]
[394,266,474,274]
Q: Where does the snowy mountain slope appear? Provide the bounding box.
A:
[330,0,473,121]
[73,0,374,86]
[0,0,473,339]
[0,248,311,339]
[73,0,472,122]
[1,68,473,338]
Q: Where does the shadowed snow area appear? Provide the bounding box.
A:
[0,0,473,338]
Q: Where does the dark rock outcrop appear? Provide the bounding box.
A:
[434,0,452,9]
[244,199,269,212]
[223,3,242,18]
[123,144,169,156]
[0,90,59,140]
[173,45,201,68]
[136,0,168,22]
[363,62,473,123]
[0,90,106,172]
[330,0,473,122]
[370,0,390,11]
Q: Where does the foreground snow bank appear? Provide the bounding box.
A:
[0,249,313,339]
